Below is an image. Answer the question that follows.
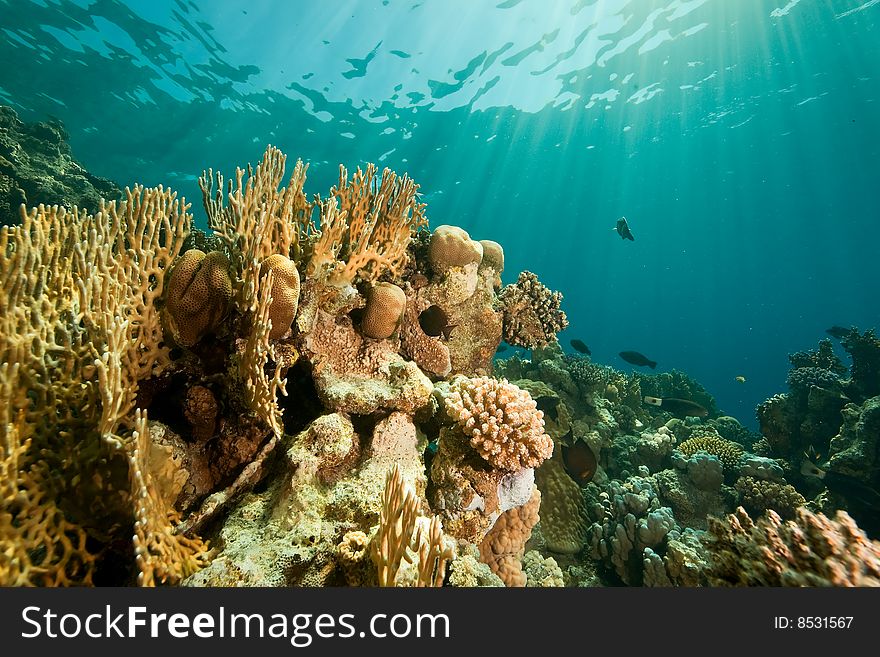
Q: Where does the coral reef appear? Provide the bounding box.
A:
[704,506,880,586]
[676,434,743,470]
[478,487,541,586]
[734,475,805,520]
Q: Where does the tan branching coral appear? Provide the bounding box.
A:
[260,253,300,340]
[307,162,427,285]
[677,435,744,470]
[370,464,454,587]
[705,506,880,586]
[200,145,312,306]
[479,486,541,586]
[445,376,553,472]
[498,271,568,349]
[362,282,406,339]
[370,464,419,586]
[163,249,232,346]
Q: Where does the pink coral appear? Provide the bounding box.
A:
[445,376,553,472]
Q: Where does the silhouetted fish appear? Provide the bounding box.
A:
[801,458,880,508]
[570,339,591,355]
[561,433,598,486]
[535,395,560,423]
[419,305,457,340]
[644,396,708,418]
[825,326,852,340]
[620,350,656,368]
[614,216,634,241]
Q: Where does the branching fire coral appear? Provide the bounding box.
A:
[307,162,427,285]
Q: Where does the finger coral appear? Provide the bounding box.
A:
[704,506,880,586]
[444,376,553,472]
[163,249,233,347]
[498,270,568,349]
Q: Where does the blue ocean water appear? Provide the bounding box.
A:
[1,0,878,428]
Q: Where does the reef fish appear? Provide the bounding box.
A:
[418,304,457,340]
[535,395,560,423]
[570,339,591,355]
[619,350,656,369]
[560,432,598,486]
[735,375,746,384]
[644,396,708,418]
[614,216,635,241]
[825,325,852,340]
[801,459,880,509]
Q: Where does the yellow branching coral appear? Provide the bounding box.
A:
[0,190,212,587]
[307,162,427,285]
[370,464,454,587]
[199,145,313,306]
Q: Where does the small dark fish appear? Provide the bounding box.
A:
[561,437,598,487]
[535,395,560,423]
[418,305,457,340]
[570,339,591,355]
[619,350,656,368]
[825,326,852,340]
[497,344,508,353]
[644,396,708,418]
[614,216,634,241]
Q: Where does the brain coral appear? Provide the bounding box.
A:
[361,282,406,339]
[705,506,880,586]
[444,376,553,472]
[428,225,483,274]
[677,435,743,470]
[163,249,232,346]
[497,271,568,349]
[260,253,300,340]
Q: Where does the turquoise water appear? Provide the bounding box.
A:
[1,0,878,428]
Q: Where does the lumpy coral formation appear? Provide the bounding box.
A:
[444,376,554,472]
[498,271,568,349]
[704,506,880,586]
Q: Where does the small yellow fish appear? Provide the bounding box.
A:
[735,375,746,384]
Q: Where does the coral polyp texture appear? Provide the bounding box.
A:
[444,376,554,472]
[362,282,406,339]
[163,249,233,346]
[704,506,880,586]
[498,270,568,349]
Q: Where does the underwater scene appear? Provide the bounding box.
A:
[1,0,879,587]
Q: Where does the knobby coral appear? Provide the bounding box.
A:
[444,376,554,472]
[677,435,743,470]
[497,271,568,349]
[704,506,880,586]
